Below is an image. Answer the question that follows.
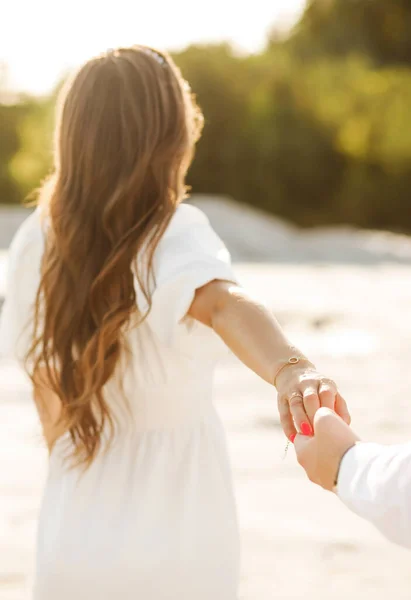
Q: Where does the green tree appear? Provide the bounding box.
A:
[0,103,23,204]
[9,96,54,199]
[289,0,411,66]
[174,44,254,202]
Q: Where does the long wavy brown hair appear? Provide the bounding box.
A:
[26,46,203,466]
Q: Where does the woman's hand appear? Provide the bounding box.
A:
[276,364,351,441]
[294,407,360,491]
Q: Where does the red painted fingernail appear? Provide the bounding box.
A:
[289,433,296,444]
[301,422,313,436]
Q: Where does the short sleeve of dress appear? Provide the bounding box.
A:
[143,203,237,347]
[0,211,44,365]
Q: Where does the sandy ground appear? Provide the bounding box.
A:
[2,262,411,600]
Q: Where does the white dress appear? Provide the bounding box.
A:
[0,203,241,600]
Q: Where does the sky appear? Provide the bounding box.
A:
[1,0,306,95]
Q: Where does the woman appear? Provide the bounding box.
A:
[0,46,350,599]
[295,408,411,550]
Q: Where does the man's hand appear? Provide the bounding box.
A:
[294,408,360,491]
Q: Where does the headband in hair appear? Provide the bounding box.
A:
[140,47,167,68]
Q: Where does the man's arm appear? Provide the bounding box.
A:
[295,408,411,550]
[337,440,411,549]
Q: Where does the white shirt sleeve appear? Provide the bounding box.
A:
[337,441,411,549]
[142,203,237,347]
[0,210,44,364]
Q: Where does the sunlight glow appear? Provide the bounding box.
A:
[1,0,306,95]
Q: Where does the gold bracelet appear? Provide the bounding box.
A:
[273,356,313,389]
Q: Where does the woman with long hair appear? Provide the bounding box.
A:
[0,46,350,599]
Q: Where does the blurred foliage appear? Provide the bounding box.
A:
[290,0,411,67]
[0,86,54,205]
[4,0,411,230]
[177,44,411,229]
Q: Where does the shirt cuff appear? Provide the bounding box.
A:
[336,442,384,512]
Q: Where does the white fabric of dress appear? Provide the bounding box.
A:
[0,203,241,599]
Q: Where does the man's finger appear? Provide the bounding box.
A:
[293,432,313,455]
[313,406,356,441]
[293,433,316,476]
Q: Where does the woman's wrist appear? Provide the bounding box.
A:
[273,356,314,388]
[274,359,316,391]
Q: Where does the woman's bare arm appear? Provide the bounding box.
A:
[189,281,301,385]
[188,280,350,438]
[33,369,61,452]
